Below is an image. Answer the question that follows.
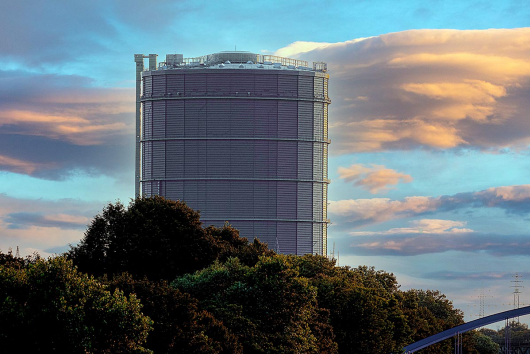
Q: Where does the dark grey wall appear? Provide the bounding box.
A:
[140,68,329,255]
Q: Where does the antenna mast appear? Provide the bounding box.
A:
[511,273,524,323]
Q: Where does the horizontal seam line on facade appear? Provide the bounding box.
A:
[140,96,331,103]
[200,219,329,223]
[141,137,330,143]
[141,178,329,183]
[142,70,324,75]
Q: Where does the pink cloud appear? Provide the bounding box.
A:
[337,163,413,193]
[475,185,530,202]
[350,219,473,236]
[330,196,438,224]
[346,231,530,257]
[0,194,99,257]
[329,184,530,226]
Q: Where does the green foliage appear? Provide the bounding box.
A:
[480,321,530,351]
[105,273,242,354]
[0,256,152,353]
[0,197,478,354]
[69,196,274,280]
[0,248,40,269]
[473,330,500,354]
[69,196,212,279]
[292,256,409,354]
[173,256,338,354]
[401,289,477,354]
[171,252,471,354]
[478,328,502,343]
[506,321,530,346]
[208,224,276,266]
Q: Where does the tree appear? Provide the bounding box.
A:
[481,322,530,352]
[69,196,274,280]
[0,248,39,268]
[401,289,477,354]
[206,224,276,267]
[105,273,242,354]
[296,258,409,354]
[473,331,500,354]
[173,256,338,354]
[0,256,152,353]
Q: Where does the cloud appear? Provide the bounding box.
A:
[345,232,530,257]
[0,71,134,145]
[0,224,84,258]
[336,218,530,257]
[0,193,101,256]
[4,212,89,230]
[1,109,129,146]
[349,219,473,235]
[329,184,530,227]
[43,245,72,255]
[400,80,507,121]
[275,28,530,153]
[422,271,522,281]
[475,185,530,202]
[0,71,134,178]
[0,155,56,175]
[0,2,114,65]
[337,163,413,193]
[330,197,439,225]
[0,133,134,180]
[274,41,335,58]
[0,194,98,227]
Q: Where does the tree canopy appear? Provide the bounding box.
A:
[105,273,242,354]
[68,196,274,280]
[173,255,337,354]
[0,196,488,353]
[0,256,152,353]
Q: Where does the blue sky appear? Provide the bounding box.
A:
[1,0,530,323]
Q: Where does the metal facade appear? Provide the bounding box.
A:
[139,65,330,255]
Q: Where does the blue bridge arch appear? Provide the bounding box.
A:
[403,305,530,353]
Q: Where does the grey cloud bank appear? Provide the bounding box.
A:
[343,232,530,257]
[329,184,530,227]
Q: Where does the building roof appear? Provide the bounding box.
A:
[150,51,327,73]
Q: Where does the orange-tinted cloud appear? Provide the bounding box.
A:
[0,87,134,146]
[0,73,135,177]
[338,163,413,193]
[401,80,507,121]
[0,154,56,174]
[276,28,530,153]
[43,213,90,225]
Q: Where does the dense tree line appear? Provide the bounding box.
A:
[0,197,488,353]
[478,322,530,354]
[0,254,152,353]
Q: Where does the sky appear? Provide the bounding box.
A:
[1,0,529,324]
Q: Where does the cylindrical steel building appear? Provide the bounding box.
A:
[135,52,330,255]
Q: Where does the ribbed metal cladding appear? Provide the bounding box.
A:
[140,68,330,256]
